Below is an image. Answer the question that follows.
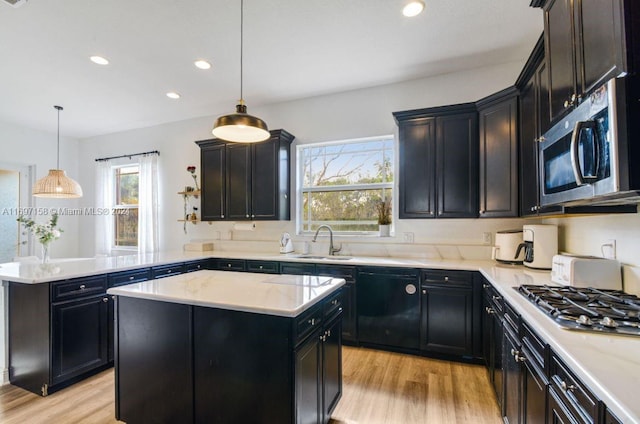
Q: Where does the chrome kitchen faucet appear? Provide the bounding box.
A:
[312,225,342,256]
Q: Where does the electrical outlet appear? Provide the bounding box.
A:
[602,239,616,259]
[403,232,414,243]
[482,232,492,245]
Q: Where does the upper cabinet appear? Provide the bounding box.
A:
[477,87,519,218]
[196,129,294,221]
[541,0,640,125]
[394,104,479,219]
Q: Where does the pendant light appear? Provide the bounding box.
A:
[32,105,83,198]
[211,0,269,143]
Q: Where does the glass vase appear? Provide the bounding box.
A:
[41,243,50,264]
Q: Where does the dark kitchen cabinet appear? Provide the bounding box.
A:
[8,275,112,396]
[503,323,522,424]
[321,317,342,423]
[316,264,357,344]
[482,280,505,411]
[540,0,640,125]
[477,87,519,218]
[394,104,479,219]
[420,270,475,357]
[196,129,294,221]
[295,328,322,424]
[523,354,548,424]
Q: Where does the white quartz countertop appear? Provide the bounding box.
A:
[479,264,640,424]
[107,270,345,317]
[0,250,490,284]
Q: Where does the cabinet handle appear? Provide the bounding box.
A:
[479,209,484,214]
[510,348,520,358]
[129,276,135,280]
[308,318,316,326]
[251,214,255,218]
[327,330,331,337]
[246,214,249,218]
[79,284,86,290]
[444,276,449,281]
[486,307,495,315]
[564,99,571,108]
[221,214,225,218]
[560,380,576,392]
[422,289,427,294]
[259,265,264,269]
[482,284,490,289]
[168,269,172,273]
[331,299,338,306]
[492,295,502,301]
[102,297,109,303]
[516,353,527,363]
[112,295,116,300]
[320,334,326,342]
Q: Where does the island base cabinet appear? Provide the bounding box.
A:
[115,297,193,424]
[194,307,293,424]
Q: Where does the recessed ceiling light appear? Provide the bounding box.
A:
[90,56,109,65]
[194,60,212,70]
[166,92,181,99]
[403,1,425,17]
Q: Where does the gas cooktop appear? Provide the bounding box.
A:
[517,285,640,337]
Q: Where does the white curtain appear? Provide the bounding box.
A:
[95,160,114,255]
[138,153,159,253]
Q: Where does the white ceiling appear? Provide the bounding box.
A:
[0,0,542,139]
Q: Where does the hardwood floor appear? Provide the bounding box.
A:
[0,347,500,423]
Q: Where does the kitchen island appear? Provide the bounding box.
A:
[108,270,345,424]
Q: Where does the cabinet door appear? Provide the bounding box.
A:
[201,144,226,220]
[548,386,580,424]
[226,143,252,220]
[398,118,436,218]
[520,74,540,217]
[340,282,357,343]
[51,295,109,385]
[436,112,479,218]
[295,332,322,424]
[493,314,505,411]
[545,0,577,124]
[252,139,279,220]
[420,285,473,356]
[575,0,625,96]
[108,295,115,363]
[479,94,519,218]
[523,358,547,424]
[503,328,522,424]
[322,318,342,423]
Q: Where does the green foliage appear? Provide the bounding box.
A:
[17,213,63,245]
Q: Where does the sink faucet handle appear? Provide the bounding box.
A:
[332,243,342,254]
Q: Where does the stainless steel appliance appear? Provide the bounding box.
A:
[539,76,640,206]
[518,285,640,337]
[516,224,558,270]
[551,254,622,290]
[492,229,525,264]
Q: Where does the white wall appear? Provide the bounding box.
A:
[77,60,533,258]
[544,212,640,295]
[0,120,81,258]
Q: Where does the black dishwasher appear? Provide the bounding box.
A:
[357,267,420,350]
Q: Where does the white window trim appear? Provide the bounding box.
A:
[296,135,395,236]
[111,164,139,251]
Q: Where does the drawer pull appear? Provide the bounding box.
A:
[482,284,490,289]
[515,353,527,363]
[102,297,109,303]
[308,318,316,326]
[167,269,172,273]
[227,264,232,268]
[444,276,449,281]
[79,284,86,290]
[129,276,135,280]
[492,295,502,301]
[560,380,576,392]
[486,307,495,315]
[331,299,338,306]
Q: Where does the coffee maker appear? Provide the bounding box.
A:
[516,224,558,270]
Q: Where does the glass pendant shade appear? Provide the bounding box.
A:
[33,105,83,198]
[212,103,269,143]
[33,169,83,198]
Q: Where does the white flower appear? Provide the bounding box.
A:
[52,229,61,238]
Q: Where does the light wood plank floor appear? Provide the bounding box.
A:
[0,346,500,423]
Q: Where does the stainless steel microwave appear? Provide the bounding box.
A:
[539,76,640,206]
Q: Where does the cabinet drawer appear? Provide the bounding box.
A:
[550,352,599,423]
[246,260,279,274]
[422,269,472,287]
[280,262,316,275]
[323,289,343,320]
[522,321,547,371]
[483,283,504,314]
[295,304,323,345]
[185,261,207,273]
[216,259,246,272]
[51,276,107,302]
[108,269,151,287]
[503,301,519,334]
[151,264,186,279]
[316,265,356,281]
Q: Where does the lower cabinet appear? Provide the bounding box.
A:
[523,355,547,423]
[483,282,505,409]
[316,264,357,344]
[503,324,522,424]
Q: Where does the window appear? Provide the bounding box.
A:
[113,165,139,247]
[297,136,394,234]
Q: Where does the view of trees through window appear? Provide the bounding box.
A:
[114,166,139,247]
[299,136,394,233]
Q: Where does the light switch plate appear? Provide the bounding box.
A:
[402,232,414,243]
[482,232,492,245]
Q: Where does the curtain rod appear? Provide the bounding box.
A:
[95,150,160,162]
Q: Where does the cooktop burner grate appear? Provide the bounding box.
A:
[516,285,640,336]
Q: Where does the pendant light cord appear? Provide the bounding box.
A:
[54,105,63,170]
[240,0,244,102]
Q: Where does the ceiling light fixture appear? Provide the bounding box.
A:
[211,0,269,143]
[166,92,181,99]
[90,56,109,65]
[32,106,83,198]
[403,1,425,17]
[194,60,212,70]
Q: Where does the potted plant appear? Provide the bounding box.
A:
[376,197,392,237]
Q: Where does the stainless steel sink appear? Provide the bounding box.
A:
[292,255,353,261]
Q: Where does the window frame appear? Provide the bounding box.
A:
[112,164,140,250]
[296,135,395,236]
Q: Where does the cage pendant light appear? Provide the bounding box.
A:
[32,105,83,198]
[211,0,269,143]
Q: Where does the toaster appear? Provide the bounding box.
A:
[550,254,622,290]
